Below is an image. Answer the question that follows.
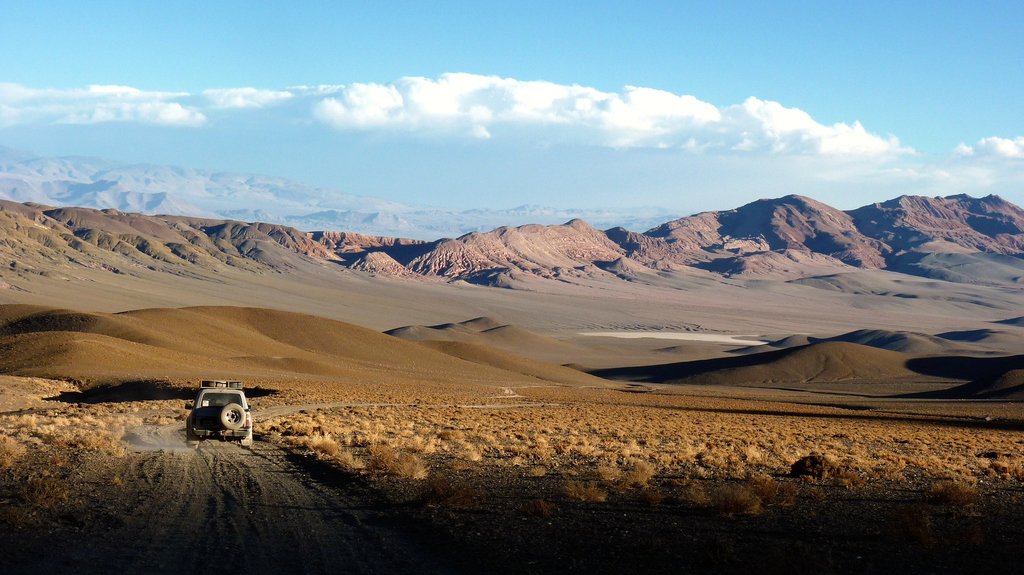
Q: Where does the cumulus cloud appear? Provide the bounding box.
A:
[0,83,206,127]
[310,73,907,156]
[955,136,1024,159]
[203,87,294,109]
[0,76,912,158]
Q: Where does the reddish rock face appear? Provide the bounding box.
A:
[848,194,1024,255]
[2,193,1022,286]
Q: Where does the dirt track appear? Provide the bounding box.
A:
[13,422,457,575]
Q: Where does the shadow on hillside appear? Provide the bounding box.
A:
[46,380,279,404]
[605,399,1024,432]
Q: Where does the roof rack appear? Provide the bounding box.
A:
[200,380,243,389]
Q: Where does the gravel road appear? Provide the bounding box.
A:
[18,421,458,575]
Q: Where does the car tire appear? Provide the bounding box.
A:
[220,403,245,430]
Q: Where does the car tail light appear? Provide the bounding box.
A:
[245,413,252,428]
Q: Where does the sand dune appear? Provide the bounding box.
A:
[417,340,613,387]
[0,304,607,391]
[826,329,973,355]
[937,328,1021,349]
[592,341,929,385]
[386,317,584,362]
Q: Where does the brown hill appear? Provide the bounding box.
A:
[2,193,1023,288]
[592,342,923,385]
[0,304,603,391]
[386,317,584,362]
[403,219,627,283]
[417,341,613,388]
[646,195,889,268]
[904,356,1024,399]
[848,194,1024,255]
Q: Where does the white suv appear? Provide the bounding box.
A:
[185,380,253,447]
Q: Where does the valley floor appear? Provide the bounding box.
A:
[2,376,1023,574]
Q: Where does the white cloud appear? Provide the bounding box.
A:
[309,73,906,157]
[956,136,1024,159]
[0,83,205,127]
[203,87,293,109]
[0,76,911,158]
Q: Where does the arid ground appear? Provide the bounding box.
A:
[0,298,1021,574]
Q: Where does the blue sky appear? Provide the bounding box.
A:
[1,0,1021,213]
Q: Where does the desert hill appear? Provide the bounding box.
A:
[2,192,1023,289]
[646,195,889,268]
[0,304,606,392]
[416,340,611,388]
[591,341,956,386]
[386,317,586,363]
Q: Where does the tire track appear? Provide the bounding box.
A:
[27,423,457,574]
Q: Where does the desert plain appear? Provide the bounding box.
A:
[0,197,1022,574]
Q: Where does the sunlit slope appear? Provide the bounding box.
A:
[0,304,603,388]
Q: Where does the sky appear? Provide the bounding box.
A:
[1,0,1021,214]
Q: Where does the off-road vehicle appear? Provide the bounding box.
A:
[185,380,253,447]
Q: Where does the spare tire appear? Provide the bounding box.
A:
[220,403,245,430]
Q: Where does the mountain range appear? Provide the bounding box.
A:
[0,147,675,239]
[1,191,1021,289]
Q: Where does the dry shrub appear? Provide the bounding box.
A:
[619,459,656,488]
[746,474,797,506]
[711,484,762,516]
[418,479,480,507]
[676,481,710,506]
[307,433,340,459]
[526,466,548,477]
[891,505,935,546]
[774,482,799,506]
[523,499,555,518]
[282,419,316,437]
[746,474,778,502]
[20,476,70,509]
[638,488,664,507]
[368,445,428,480]
[0,436,26,469]
[925,480,978,506]
[459,446,483,462]
[335,449,365,471]
[562,480,608,502]
[596,462,621,482]
[832,468,866,490]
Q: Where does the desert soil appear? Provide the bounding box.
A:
[2,419,460,574]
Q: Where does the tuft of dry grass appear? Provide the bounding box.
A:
[526,465,548,477]
[638,488,664,507]
[710,484,762,516]
[418,479,480,507]
[675,480,711,506]
[523,499,555,518]
[367,445,429,480]
[562,480,608,502]
[595,462,621,482]
[618,459,656,488]
[20,475,70,509]
[925,480,978,506]
[832,467,867,490]
[0,436,26,469]
[891,505,935,546]
[306,433,340,458]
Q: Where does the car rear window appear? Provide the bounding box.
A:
[199,392,243,408]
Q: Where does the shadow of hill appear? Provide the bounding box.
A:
[48,380,279,404]
[591,342,1023,389]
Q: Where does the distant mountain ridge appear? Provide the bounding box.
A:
[0,147,675,239]
[0,191,1021,289]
